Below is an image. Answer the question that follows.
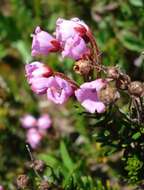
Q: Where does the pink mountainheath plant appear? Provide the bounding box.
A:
[25,17,108,112]
[23,16,144,186]
[28,18,144,116]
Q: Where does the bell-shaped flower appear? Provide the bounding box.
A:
[75,79,107,113]
[30,77,50,95]
[46,76,73,104]
[62,34,89,60]
[25,62,53,95]
[56,17,89,45]
[31,26,61,56]
[25,62,53,82]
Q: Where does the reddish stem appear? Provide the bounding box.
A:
[86,31,101,65]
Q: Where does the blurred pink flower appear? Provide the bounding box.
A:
[31,26,60,56]
[37,114,52,130]
[56,17,89,45]
[46,76,73,104]
[62,34,88,60]
[26,128,42,149]
[25,62,53,82]
[0,186,4,190]
[75,79,106,113]
[20,115,37,129]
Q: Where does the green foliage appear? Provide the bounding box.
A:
[125,155,143,183]
[60,141,75,172]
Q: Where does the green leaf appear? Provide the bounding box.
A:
[129,0,143,7]
[12,40,31,62]
[60,141,74,172]
[47,13,59,31]
[117,31,144,52]
[104,130,110,137]
[0,45,7,59]
[38,154,59,168]
[132,132,141,140]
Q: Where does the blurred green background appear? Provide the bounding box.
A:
[0,0,144,189]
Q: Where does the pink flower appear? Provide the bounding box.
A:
[75,79,106,113]
[0,186,4,190]
[31,26,60,56]
[25,62,53,82]
[25,61,43,78]
[26,128,42,149]
[20,115,37,129]
[56,18,89,45]
[37,114,52,130]
[46,76,73,104]
[30,77,50,95]
[62,34,88,60]
[25,62,53,95]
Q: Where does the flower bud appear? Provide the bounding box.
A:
[116,74,131,90]
[39,180,49,190]
[107,67,120,79]
[31,160,45,172]
[73,59,92,75]
[98,86,120,105]
[16,174,29,189]
[128,81,144,97]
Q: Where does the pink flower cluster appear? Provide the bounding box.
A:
[25,18,108,114]
[31,18,90,60]
[20,114,51,149]
[25,62,74,104]
[25,61,106,113]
